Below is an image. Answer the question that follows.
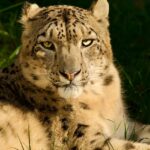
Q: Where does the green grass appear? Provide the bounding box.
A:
[0,0,150,123]
[109,0,150,123]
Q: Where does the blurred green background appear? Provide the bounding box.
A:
[0,0,150,123]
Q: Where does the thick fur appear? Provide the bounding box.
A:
[0,0,150,149]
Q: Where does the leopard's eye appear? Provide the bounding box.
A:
[41,41,55,51]
[82,39,94,47]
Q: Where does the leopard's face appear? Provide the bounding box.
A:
[19,2,112,99]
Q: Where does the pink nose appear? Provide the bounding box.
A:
[59,70,81,81]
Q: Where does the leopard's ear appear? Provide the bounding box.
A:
[90,0,109,20]
[20,2,41,24]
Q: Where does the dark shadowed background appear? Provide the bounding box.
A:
[0,0,150,123]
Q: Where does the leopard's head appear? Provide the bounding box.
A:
[19,0,112,99]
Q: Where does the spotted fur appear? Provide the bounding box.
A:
[0,0,150,149]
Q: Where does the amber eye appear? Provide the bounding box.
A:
[41,41,55,51]
[82,39,94,47]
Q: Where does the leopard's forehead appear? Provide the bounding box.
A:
[37,5,89,22]
[31,6,97,43]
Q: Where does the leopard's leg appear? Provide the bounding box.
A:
[68,121,150,150]
[88,121,150,150]
[93,138,150,150]
[76,129,150,150]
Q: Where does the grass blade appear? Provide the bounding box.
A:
[17,135,25,150]
[0,2,24,13]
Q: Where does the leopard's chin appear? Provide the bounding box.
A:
[58,85,83,99]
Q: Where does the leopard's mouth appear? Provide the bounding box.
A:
[53,79,85,99]
[51,78,88,99]
[60,82,79,88]
[52,78,88,88]
[57,83,83,99]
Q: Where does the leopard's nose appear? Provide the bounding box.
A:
[59,69,81,81]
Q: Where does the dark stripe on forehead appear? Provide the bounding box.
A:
[63,9,69,23]
[62,9,70,41]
